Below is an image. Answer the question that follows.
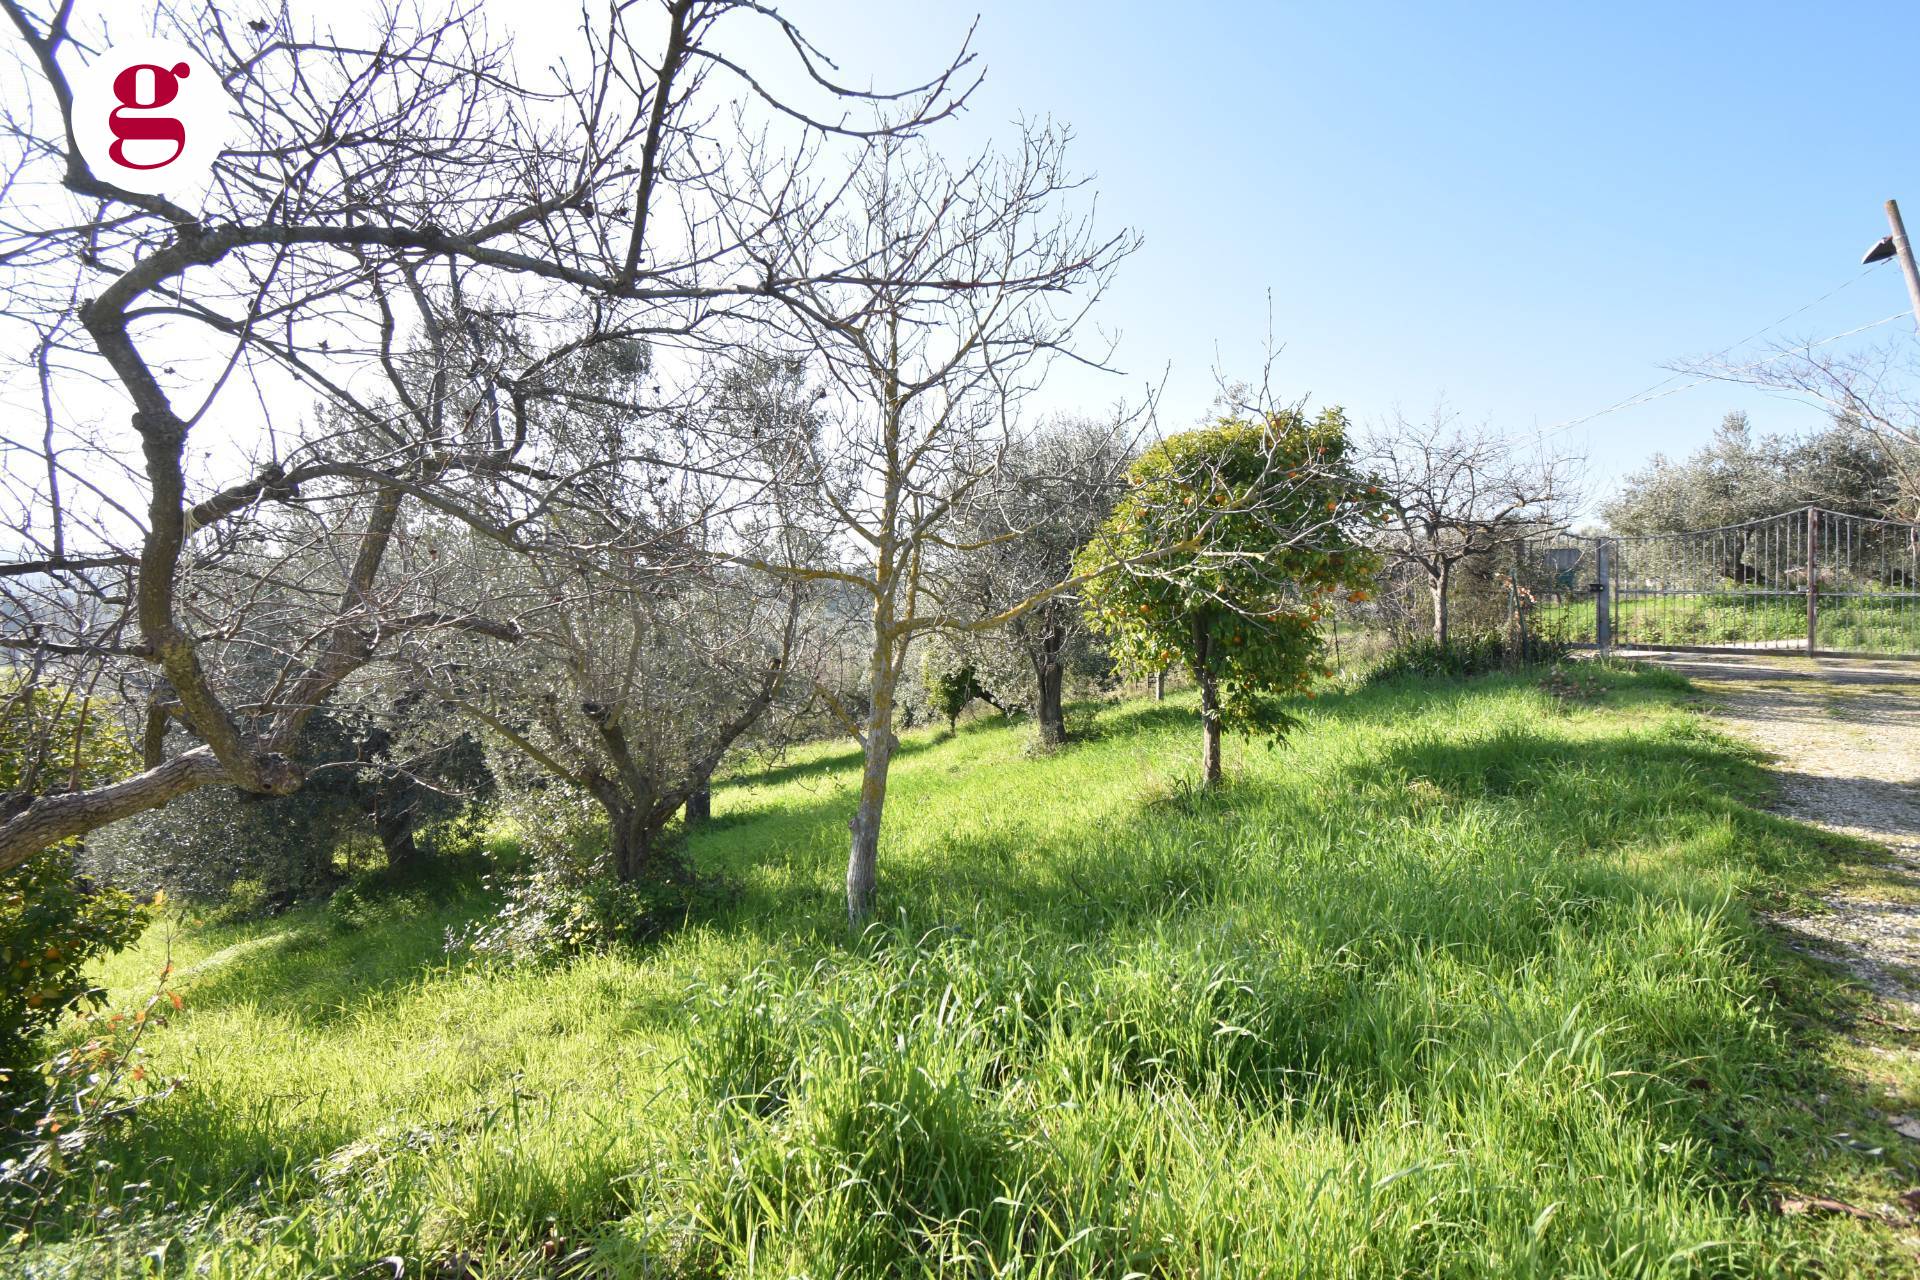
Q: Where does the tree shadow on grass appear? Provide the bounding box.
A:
[699,673,1770,953]
[1068,695,1196,742]
[167,893,490,1024]
[716,722,963,794]
[689,697,1918,1232]
[723,697,1186,800]
[91,667,1918,1262]
[160,670,1812,1037]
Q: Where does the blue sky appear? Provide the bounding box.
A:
[693,0,1920,503]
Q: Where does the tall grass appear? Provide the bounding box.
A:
[10,664,1911,1277]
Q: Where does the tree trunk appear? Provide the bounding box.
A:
[1035,662,1065,746]
[1191,615,1222,787]
[1429,563,1452,645]
[684,783,711,827]
[1197,672,1223,786]
[1034,622,1066,747]
[608,803,670,885]
[846,648,899,925]
[372,793,423,872]
[1153,669,1165,701]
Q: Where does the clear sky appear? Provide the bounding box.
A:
[512,0,1920,506]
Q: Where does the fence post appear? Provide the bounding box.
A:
[1806,506,1819,655]
[1595,539,1612,653]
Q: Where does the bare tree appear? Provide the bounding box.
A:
[1364,410,1582,645]
[727,128,1139,922]
[1694,339,1920,519]
[0,0,978,874]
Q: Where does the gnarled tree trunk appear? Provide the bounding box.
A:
[581,771,678,887]
[684,784,711,827]
[1033,619,1067,747]
[609,805,669,885]
[371,792,424,872]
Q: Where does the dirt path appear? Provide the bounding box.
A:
[1624,651,1920,1004]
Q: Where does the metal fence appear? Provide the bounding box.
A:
[1514,506,1920,659]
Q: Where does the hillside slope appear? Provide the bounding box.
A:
[14,665,1917,1278]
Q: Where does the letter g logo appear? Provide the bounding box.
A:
[68,39,233,200]
[108,61,192,170]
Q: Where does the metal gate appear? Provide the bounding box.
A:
[1517,506,1920,659]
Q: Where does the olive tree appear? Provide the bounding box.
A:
[1692,340,1920,519]
[436,551,802,885]
[382,333,819,887]
[938,416,1135,745]
[87,699,492,906]
[1604,410,1909,533]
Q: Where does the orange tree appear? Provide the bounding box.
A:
[1075,409,1384,785]
[1,675,149,1079]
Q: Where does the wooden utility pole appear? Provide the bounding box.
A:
[1887,200,1920,335]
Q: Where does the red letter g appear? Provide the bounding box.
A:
[107,61,190,170]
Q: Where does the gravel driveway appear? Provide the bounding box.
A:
[1624,651,1920,1004]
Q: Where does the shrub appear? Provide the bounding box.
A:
[88,709,494,911]
[2,957,182,1225]
[1367,630,1507,681]
[456,862,736,965]
[1365,628,1572,684]
[0,855,150,1079]
[449,784,730,964]
[926,661,1005,732]
[0,673,150,1075]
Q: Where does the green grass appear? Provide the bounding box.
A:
[11,665,1920,1277]
[1536,591,1920,653]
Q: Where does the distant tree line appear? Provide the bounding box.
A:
[1603,410,1914,533]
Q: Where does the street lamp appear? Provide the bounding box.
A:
[1864,200,1920,333]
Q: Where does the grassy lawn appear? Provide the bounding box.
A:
[11,664,1920,1277]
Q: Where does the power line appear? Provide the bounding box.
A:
[1533,309,1910,442]
[1523,265,1893,444]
